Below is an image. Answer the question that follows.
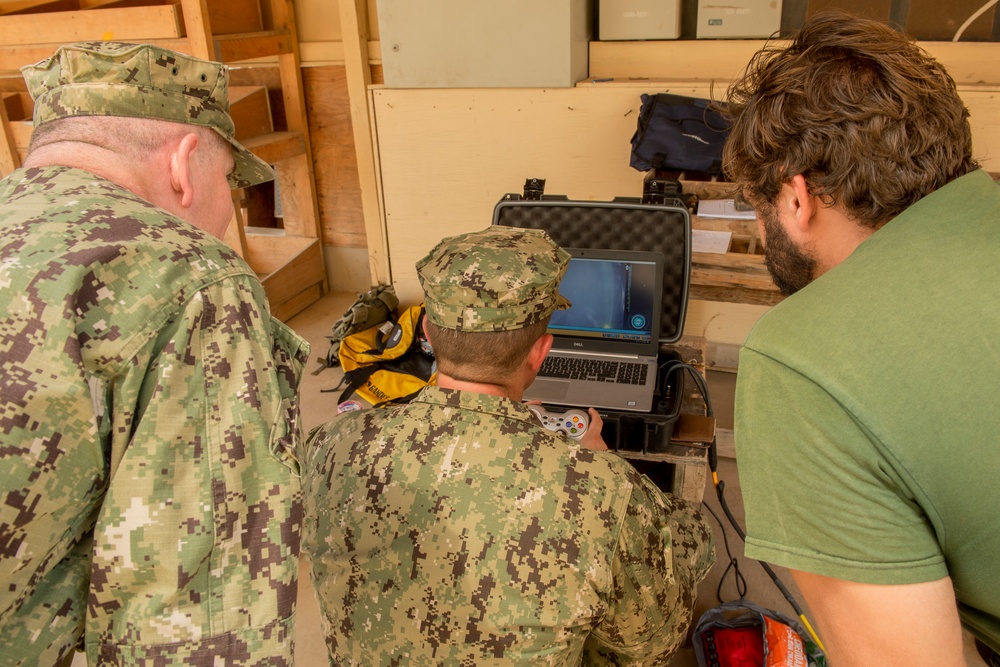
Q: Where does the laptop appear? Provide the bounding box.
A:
[523,247,665,413]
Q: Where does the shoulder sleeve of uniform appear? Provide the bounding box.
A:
[89,274,307,665]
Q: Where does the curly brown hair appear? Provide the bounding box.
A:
[721,11,978,228]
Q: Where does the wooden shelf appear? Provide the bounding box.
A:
[213,31,293,62]
[243,131,307,164]
[0,0,328,322]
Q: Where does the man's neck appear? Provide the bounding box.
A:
[23,144,149,199]
[808,201,878,279]
[435,373,524,402]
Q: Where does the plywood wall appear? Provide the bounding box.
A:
[293,0,1000,309]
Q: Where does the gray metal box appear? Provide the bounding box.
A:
[378,1,592,88]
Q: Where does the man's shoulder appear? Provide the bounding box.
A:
[2,167,252,284]
[308,396,641,484]
[0,168,267,371]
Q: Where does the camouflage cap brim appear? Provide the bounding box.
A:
[214,127,275,189]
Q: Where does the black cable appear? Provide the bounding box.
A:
[658,360,714,419]
[655,364,684,421]
[701,498,748,603]
[667,359,826,649]
[715,479,808,619]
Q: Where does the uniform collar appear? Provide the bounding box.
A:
[413,386,538,425]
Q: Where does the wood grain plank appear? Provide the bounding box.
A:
[0,4,182,44]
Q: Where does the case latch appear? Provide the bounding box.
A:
[522,177,546,201]
[642,173,698,214]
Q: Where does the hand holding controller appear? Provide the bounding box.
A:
[527,404,589,440]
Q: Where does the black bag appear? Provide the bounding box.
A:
[629,93,730,175]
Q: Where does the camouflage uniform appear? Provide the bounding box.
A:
[301,227,714,666]
[0,43,308,666]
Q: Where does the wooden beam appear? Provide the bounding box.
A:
[689,283,783,307]
[589,39,770,82]
[215,31,291,62]
[0,91,21,176]
[0,4,183,45]
[589,39,1000,86]
[178,0,213,59]
[265,0,323,286]
[0,38,192,70]
[0,0,80,14]
[298,39,382,67]
[242,130,304,164]
[340,0,386,286]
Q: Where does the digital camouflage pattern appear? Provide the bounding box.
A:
[22,41,273,189]
[301,387,715,666]
[0,166,309,665]
[416,226,572,332]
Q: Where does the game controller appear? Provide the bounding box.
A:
[527,404,590,440]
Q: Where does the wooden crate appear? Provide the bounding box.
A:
[681,180,782,307]
[689,214,781,307]
[617,335,714,504]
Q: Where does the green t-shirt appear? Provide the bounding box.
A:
[735,170,1000,649]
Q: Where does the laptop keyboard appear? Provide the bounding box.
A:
[538,356,649,385]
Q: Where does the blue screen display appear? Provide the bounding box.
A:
[549,257,658,343]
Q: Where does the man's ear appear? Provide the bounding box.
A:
[168,132,200,209]
[781,173,816,233]
[421,314,431,342]
[526,333,554,373]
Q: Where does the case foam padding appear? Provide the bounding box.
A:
[492,197,691,343]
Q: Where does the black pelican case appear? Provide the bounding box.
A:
[491,177,701,460]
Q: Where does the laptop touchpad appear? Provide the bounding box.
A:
[528,379,569,400]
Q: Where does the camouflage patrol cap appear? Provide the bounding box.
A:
[21,41,273,188]
[416,226,571,332]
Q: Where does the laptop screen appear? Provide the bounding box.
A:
[548,248,664,355]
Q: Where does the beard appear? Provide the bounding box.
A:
[758,205,818,297]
